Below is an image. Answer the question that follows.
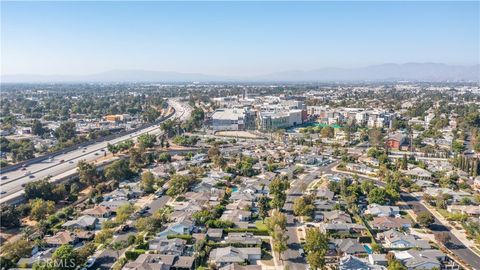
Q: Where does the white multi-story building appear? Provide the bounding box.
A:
[211,108,255,131]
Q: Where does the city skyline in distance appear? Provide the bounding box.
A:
[1,1,479,80]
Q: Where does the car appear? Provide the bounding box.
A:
[1,176,7,180]
[94,152,99,156]
[83,150,86,153]
[21,167,27,171]
[299,249,305,257]
[0,191,6,195]
[29,175,35,178]
[85,257,96,268]
[21,183,26,187]
[69,161,74,164]
[24,171,31,176]
[59,159,65,163]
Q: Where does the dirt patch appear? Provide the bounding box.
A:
[215,130,265,139]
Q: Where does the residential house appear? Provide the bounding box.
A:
[447,205,480,216]
[319,223,366,234]
[157,220,194,239]
[17,249,55,268]
[207,228,224,241]
[44,231,78,248]
[225,233,262,246]
[209,247,261,267]
[220,210,251,225]
[386,133,407,150]
[403,167,432,180]
[316,188,335,200]
[173,256,195,270]
[149,238,187,256]
[219,264,262,270]
[368,254,388,266]
[81,205,113,218]
[392,249,447,270]
[99,200,130,213]
[61,215,98,230]
[332,239,366,255]
[371,217,412,231]
[379,229,430,249]
[365,204,400,217]
[339,255,385,270]
[122,254,176,270]
[345,163,377,175]
[322,210,352,224]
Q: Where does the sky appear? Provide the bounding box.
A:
[1,1,479,77]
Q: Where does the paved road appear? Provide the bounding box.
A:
[0,99,191,203]
[282,161,339,270]
[401,193,480,270]
[331,163,480,269]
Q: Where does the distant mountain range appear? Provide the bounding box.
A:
[2,63,479,83]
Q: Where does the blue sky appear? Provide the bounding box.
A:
[1,1,479,76]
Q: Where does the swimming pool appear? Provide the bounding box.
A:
[363,245,373,254]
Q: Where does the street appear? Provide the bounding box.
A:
[282,161,339,270]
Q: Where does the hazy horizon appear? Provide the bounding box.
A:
[2,1,479,77]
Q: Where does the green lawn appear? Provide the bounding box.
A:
[255,220,268,231]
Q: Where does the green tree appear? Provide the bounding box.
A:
[208,146,221,160]
[387,259,407,270]
[304,228,328,270]
[320,126,334,138]
[107,143,119,155]
[293,195,315,217]
[416,211,434,228]
[32,119,45,136]
[29,199,55,221]
[104,159,133,181]
[157,152,171,163]
[0,238,32,262]
[77,160,101,186]
[266,209,287,232]
[271,225,288,261]
[24,179,55,201]
[94,229,113,244]
[140,171,156,193]
[258,196,270,222]
[166,174,195,197]
[54,122,77,142]
[138,133,157,149]
[52,245,80,270]
[269,177,290,209]
[0,205,21,228]
[367,187,387,205]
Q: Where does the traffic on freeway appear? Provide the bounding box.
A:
[0,99,191,203]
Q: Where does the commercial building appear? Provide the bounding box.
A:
[211,108,256,131]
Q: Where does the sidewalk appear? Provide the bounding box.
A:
[422,201,480,256]
[332,164,480,261]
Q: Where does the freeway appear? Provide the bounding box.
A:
[0,99,191,204]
